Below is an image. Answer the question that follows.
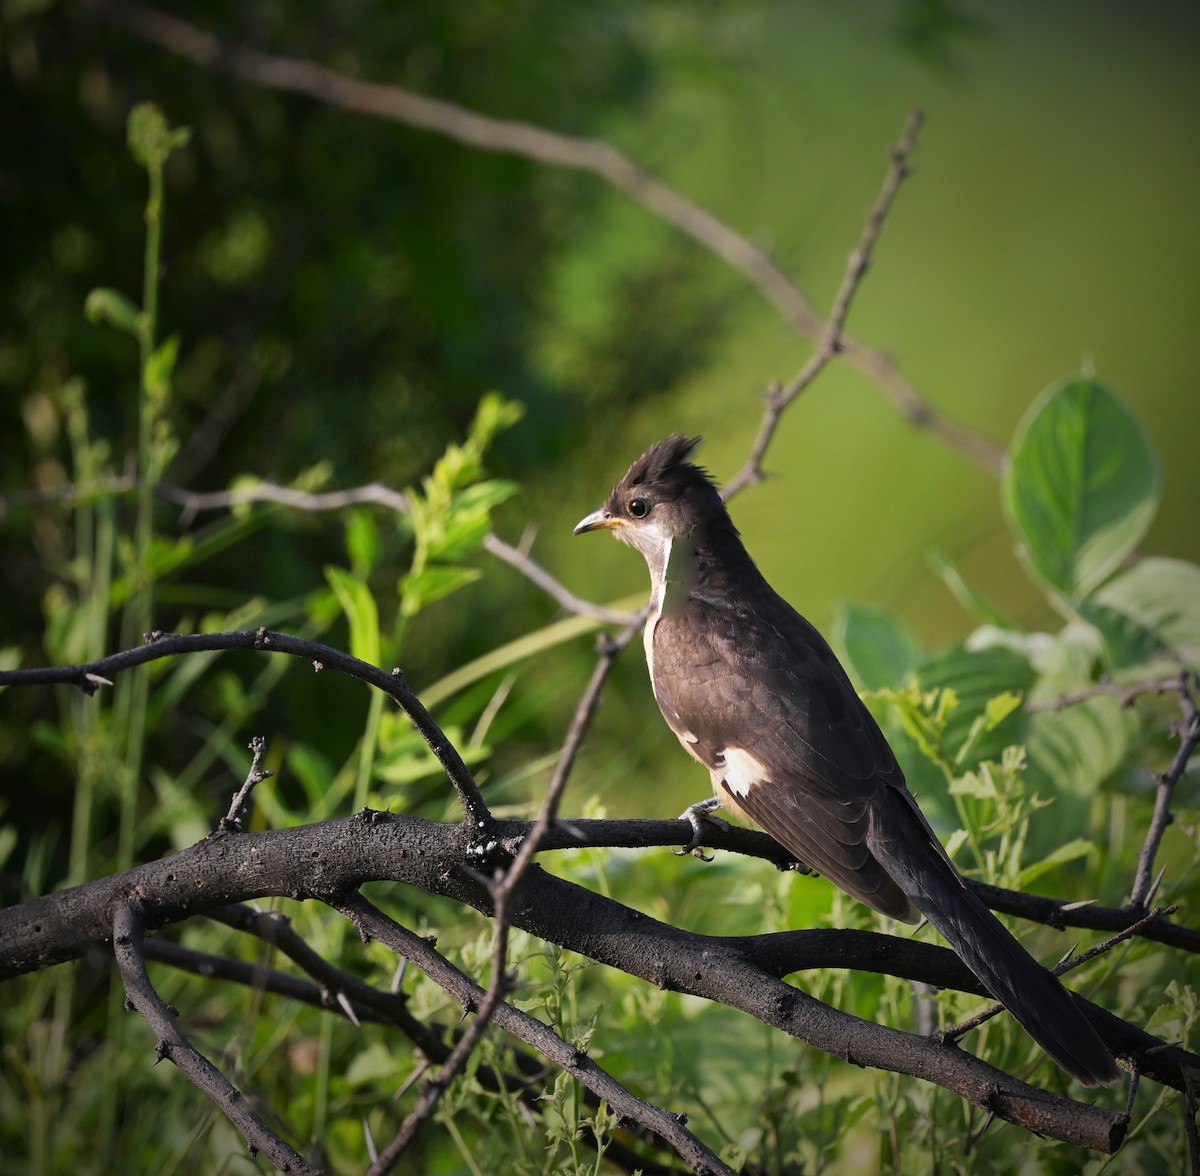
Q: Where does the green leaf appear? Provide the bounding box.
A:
[110,534,195,604]
[287,744,335,801]
[345,508,381,578]
[144,334,180,408]
[1078,556,1200,672]
[84,287,142,337]
[943,828,970,860]
[468,391,525,452]
[927,549,1015,628]
[1023,695,1132,801]
[1003,376,1161,598]
[0,824,17,871]
[468,396,525,451]
[954,690,1024,767]
[399,563,481,617]
[833,603,921,690]
[451,477,519,518]
[325,565,381,665]
[127,102,191,171]
[374,719,486,787]
[950,770,999,800]
[201,206,272,286]
[343,1042,402,1088]
[870,683,960,772]
[1019,837,1093,887]
[420,607,629,709]
[427,479,519,563]
[914,643,1034,767]
[406,477,517,568]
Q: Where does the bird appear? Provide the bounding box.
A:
[573,434,1119,1086]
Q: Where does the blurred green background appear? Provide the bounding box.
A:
[2,0,1197,829]
[2,4,1198,1171]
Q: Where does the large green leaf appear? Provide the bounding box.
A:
[1023,694,1133,802]
[1077,556,1200,672]
[1003,376,1161,598]
[833,602,921,691]
[399,563,481,617]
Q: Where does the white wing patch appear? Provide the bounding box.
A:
[717,747,770,798]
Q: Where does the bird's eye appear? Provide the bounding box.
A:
[628,498,650,518]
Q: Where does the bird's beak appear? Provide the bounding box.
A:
[573,508,624,536]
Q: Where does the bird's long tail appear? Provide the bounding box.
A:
[869,790,1120,1086]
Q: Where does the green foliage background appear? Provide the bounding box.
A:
[1,2,1198,1173]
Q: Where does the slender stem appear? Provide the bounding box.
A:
[115,148,166,871]
[1129,676,1199,909]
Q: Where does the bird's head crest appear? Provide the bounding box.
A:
[616,434,710,499]
[573,434,734,545]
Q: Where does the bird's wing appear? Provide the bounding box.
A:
[650,592,916,921]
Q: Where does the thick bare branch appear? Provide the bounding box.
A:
[8,806,1188,1146]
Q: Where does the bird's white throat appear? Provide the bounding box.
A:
[650,533,696,621]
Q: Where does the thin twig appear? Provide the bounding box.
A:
[86,0,1003,476]
[0,477,411,523]
[723,108,926,500]
[0,473,642,632]
[142,936,393,1024]
[160,479,410,528]
[218,735,273,831]
[483,532,638,624]
[0,474,135,514]
[112,904,323,1174]
[144,928,678,1170]
[1130,675,1199,909]
[204,904,450,1053]
[1025,674,1190,714]
[0,474,633,628]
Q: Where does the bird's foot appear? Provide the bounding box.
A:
[673,796,729,861]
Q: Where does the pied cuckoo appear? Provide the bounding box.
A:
[574,434,1117,1086]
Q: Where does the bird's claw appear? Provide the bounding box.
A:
[673,797,728,860]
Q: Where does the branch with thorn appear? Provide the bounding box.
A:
[113,903,322,1174]
[217,736,273,832]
